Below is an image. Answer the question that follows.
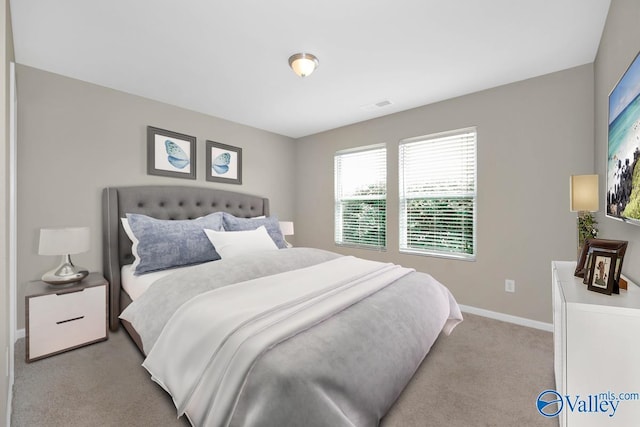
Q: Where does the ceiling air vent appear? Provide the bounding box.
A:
[360,99,393,112]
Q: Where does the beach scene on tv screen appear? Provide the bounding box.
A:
[608,53,640,222]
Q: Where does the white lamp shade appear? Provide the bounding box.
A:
[570,175,599,212]
[279,221,294,236]
[38,227,90,255]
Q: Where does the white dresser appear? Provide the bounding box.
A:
[552,261,640,426]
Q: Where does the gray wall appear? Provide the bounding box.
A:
[295,64,594,324]
[1,0,13,421]
[595,0,640,284]
[16,65,296,330]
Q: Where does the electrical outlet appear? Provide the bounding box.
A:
[505,279,516,293]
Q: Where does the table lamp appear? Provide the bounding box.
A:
[279,221,294,248]
[570,174,599,256]
[38,227,90,285]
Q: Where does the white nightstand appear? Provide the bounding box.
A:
[25,272,108,362]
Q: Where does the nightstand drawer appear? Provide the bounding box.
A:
[26,281,107,361]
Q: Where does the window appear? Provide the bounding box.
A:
[399,128,476,259]
[334,146,386,249]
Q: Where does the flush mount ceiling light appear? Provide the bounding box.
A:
[288,53,319,77]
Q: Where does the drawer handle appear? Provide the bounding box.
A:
[56,316,85,325]
[56,288,85,296]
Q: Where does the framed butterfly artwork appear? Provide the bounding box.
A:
[205,140,242,185]
[147,126,197,180]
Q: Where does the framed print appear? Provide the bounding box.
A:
[587,251,617,295]
[575,238,628,280]
[206,140,242,185]
[147,126,196,180]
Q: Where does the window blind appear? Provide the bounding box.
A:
[334,146,386,249]
[399,128,476,259]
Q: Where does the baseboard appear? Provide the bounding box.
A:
[15,329,24,341]
[458,304,553,332]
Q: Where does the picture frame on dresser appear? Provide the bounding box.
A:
[575,238,628,284]
[582,251,594,285]
[587,251,617,295]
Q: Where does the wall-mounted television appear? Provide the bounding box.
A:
[607,50,640,225]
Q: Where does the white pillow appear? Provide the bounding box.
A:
[121,218,141,269]
[204,225,278,259]
[121,217,135,242]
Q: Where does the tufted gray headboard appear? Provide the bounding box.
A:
[102,185,270,331]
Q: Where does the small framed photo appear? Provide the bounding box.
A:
[575,238,628,282]
[147,126,196,180]
[582,252,594,285]
[587,251,617,295]
[206,140,242,185]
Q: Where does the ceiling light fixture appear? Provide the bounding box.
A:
[288,53,319,77]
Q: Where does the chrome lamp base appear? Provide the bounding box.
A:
[41,254,88,286]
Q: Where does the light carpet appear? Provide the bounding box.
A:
[12,313,557,426]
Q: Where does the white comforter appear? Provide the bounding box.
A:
[143,256,415,427]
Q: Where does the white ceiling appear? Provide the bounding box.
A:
[10,0,611,138]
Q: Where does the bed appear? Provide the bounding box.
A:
[102,185,463,427]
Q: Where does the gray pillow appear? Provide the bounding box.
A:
[127,212,224,274]
[221,213,287,249]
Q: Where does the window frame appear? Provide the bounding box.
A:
[398,127,477,261]
[334,144,387,250]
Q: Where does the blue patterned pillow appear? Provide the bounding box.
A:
[127,212,224,274]
[221,213,287,249]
